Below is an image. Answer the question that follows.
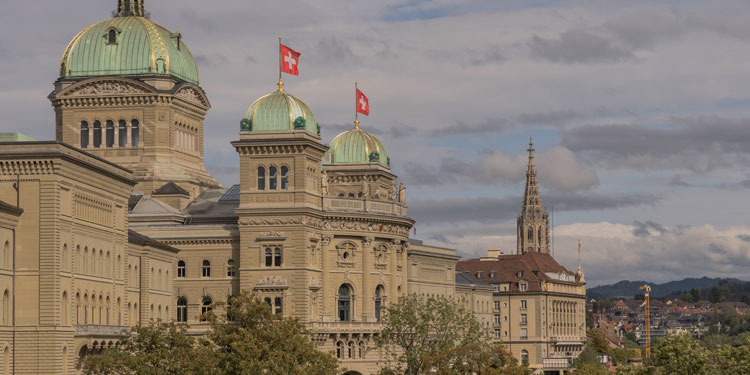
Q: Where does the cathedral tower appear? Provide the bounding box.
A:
[517,138,550,254]
[49,0,220,197]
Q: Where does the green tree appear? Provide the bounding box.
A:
[690,288,702,302]
[84,292,338,375]
[650,333,711,375]
[375,294,527,375]
[713,338,750,375]
[207,291,339,375]
[588,328,609,354]
[83,322,217,375]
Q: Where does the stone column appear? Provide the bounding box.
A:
[321,235,332,321]
[391,239,401,301]
[362,236,374,321]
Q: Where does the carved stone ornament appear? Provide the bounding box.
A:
[254,276,289,289]
[71,81,148,96]
[257,231,285,241]
[321,235,332,246]
[363,236,374,247]
[176,88,201,103]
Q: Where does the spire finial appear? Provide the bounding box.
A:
[528,137,535,159]
[116,0,145,17]
[354,118,360,130]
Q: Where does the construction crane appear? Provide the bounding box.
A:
[639,284,651,360]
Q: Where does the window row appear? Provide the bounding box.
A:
[175,296,214,322]
[149,266,170,291]
[336,340,367,360]
[526,226,545,243]
[176,259,237,278]
[175,128,196,152]
[80,119,140,149]
[263,297,283,315]
[257,166,289,190]
[73,292,122,326]
[337,284,385,322]
[74,245,120,278]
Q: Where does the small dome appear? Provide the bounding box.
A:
[241,90,319,136]
[324,126,389,168]
[59,6,200,84]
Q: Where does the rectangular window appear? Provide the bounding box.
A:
[494,330,501,339]
[494,315,500,326]
[476,271,483,278]
[520,328,528,339]
[274,297,283,315]
[521,313,527,325]
[521,300,527,310]
[519,283,527,292]
[494,301,500,311]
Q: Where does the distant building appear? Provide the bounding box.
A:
[457,142,587,375]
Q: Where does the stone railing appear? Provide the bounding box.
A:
[542,357,573,369]
[309,321,384,334]
[323,197,407,217]
[75,325,129,337]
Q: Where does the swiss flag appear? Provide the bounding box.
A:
[356,88,369,116]
[280,43,301,75]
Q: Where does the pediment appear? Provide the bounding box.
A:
[174,85,210,108]
[59,78,154,97]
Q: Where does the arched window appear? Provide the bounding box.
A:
[226,296,235,321]
[202,260,210,278]
[226,259,236,277]
[264,297,272,310]
[131,119,140,147]
[538,227,543,244]
[93,121,102,148]
[117,297,121,325]
[521,350,529,366]
[274,297,283,315]
[75,293,81,324]
[348,341,355,359]
[273,248,282,267]
[359,341,365,359]
[527,227,534,242]
[375,286,384,322]
[62,346,68,375]
[177,260,185,278]
[269,166,278,190]
[257,167,266,190]
[118,120,127,147]
[264,248,272,267]
[62,291,69,325]
[106,120,115,147]
[338,285,351,322]
[201,296,212,321]
[62,244,68,272]
[281,166,289,190]
[80,121,89,148]
[108,29,117,44]
[336,341,343,359]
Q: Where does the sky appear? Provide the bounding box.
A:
[2,0,750,286]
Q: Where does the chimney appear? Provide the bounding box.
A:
[487,248,502,258]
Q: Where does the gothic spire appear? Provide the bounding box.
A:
[517,137,550,254]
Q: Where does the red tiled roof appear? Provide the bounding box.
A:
[456,252,578,292]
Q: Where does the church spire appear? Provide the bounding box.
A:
[517,137,550,254]
[116,0,146,17]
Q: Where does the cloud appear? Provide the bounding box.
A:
[406,146,598,192]
[528,29,635,64]
[668,175,691,187]
[561,116,750,172]
[409,191,661,225]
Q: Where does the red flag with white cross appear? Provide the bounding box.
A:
[356,88,369,116]
[280,43,300,76]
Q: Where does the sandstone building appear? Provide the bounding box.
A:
[0,1,584,374]
[457,142,587,375]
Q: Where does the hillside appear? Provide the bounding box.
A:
[587,277,741,299]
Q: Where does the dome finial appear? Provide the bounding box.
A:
[116,0,145,17]
[353,118,360,130]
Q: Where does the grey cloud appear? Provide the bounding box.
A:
[435,119,512,136]
[741,180,750,189]
[528,29,635,64]
[409,192,661,225]
[405,146,598,193]
[561,116,750,172]
[668,175,691,187]
[309,36,359,66]
[738,234,750,242]
[320,122,417,143]
[195,54,230,67]
[245,56,257,63]
[633,220,667,237]
[426,45,507,67]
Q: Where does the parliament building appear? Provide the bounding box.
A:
[0,1,585,374]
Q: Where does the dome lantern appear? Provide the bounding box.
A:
[115,0,146,17]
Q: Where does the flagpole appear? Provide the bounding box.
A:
[354,82,359,129]
[278,36,283,91]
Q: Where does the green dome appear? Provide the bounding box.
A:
[241,90,319,136]
[324,126,390,168]
[59,10,200,84]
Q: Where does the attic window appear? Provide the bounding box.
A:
[517,270,523,278]
[107,29,118,45]
[489,271,496,279]
[519,282,528,292]
[476,271,483,278]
